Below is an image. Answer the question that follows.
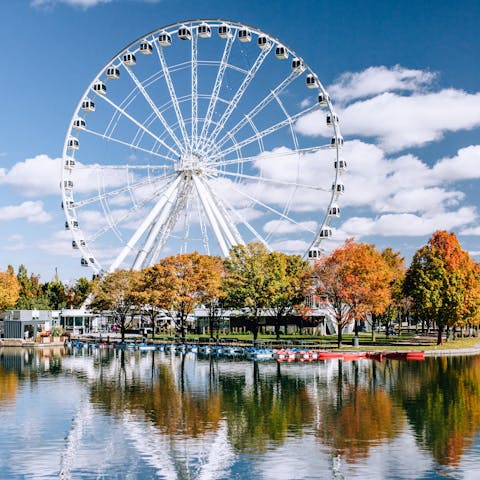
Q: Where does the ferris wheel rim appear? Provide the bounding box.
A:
[61,18,344,273]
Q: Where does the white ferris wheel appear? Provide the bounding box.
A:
[61,19,345,274]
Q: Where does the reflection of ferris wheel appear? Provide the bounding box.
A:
[61,19,344,274]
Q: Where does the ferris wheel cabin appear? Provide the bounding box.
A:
[158,31,172,46]
[178,26,192,40]
[292,58,305,72]
[106,66,120,79]
[218,24,231,38]
[81,99,95,112]
[139,41,153,54]
[198,23,211,38]
[122,52,136,66]
[238,29,252,42]
[275,46,288,59]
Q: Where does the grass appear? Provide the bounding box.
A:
[152,331,480,352]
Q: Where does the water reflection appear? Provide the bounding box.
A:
[1,347,480,479]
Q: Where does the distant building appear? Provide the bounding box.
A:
[3,310,52,339]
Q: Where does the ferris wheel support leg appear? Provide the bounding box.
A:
[132,187,181,270]
[109,175,182,271]
[201,179,244,246]
[192,176,231,257]
[136,178,193,268]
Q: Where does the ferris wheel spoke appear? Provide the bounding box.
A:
[209,104,320,161]
[191,31,198,150]
[196,191,210,255]
[205,168,329,191]
[154,42,190,149]
[121,63,185,153]
[209,145,329,168]
[109,174,182,271]
[205,173,316,234]
[75,163,173,171]
[198,34,235,149]
[214,69,301,151]
[94,91,182,158]
[206,43,274,148]
[217,188,270,250]
[73,173,175,209]
[88,178,175,243]
[82,128,175,164]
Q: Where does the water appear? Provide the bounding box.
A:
[1,347,480,479]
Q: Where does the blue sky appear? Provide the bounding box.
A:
[1,0,480,280]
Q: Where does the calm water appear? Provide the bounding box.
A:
[1,347,480,479]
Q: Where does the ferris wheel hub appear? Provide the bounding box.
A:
[175,152,204,174]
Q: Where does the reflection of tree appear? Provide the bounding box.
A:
[220,362,315,453]
[395,356,480,466]
[89,356,222,438]
[317,362,404,460]
[0,366,18,403]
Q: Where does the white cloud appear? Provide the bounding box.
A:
[297,65,480,153]
[263,220,317,235]
[340,89,480,152]
[341,207,476,237]
[0,201,52,224]
[0,154,128,197]
[329,65,435,103]
[31,0,112,8]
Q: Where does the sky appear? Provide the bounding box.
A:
[1,0,480,281]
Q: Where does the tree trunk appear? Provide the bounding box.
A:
[274,316,281,340]
[252,318,258,341]
[437,323,443,345]
[121,317,126,343]
[337,323,342,348]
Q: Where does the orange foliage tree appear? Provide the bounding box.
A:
[142,252,224,342]
[313,239,394,347]
[405,231,480,345]
[0,267,20,311]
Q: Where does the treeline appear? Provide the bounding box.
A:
[1,230,479,346]
[0,265,93,311]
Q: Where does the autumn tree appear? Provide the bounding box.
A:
[0,268,20,311]
[89,269,141,342]
[405,230,480,345]
[264,252,312,339]
[65,277,94,308]
[140,253,224,342]
[372,248,406,340]
[223,243,271,341]
[313,239,393,347]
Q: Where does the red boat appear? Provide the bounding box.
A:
[366,352,384,361]
[343,352,367,361]
[385,351,425,361]
[317,351,344,360]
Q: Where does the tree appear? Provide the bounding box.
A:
[223,243,271,341]
[264,252,312,339]
[313,239,393,347]
[16,265,49,309]
[0,268,20,311]
[140,253,224,342]
[65,277,95,308]
[373,248,406,341]
[89,269,141,342]
[405,231,480,345]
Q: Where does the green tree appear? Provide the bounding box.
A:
[89,269,141,342]
[264,252,312,339]
[16,265,49,309]
[223,243,271,341]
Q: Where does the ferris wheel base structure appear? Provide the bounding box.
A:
[61,19,345,274]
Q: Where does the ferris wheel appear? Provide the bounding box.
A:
[61,19,345,274]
